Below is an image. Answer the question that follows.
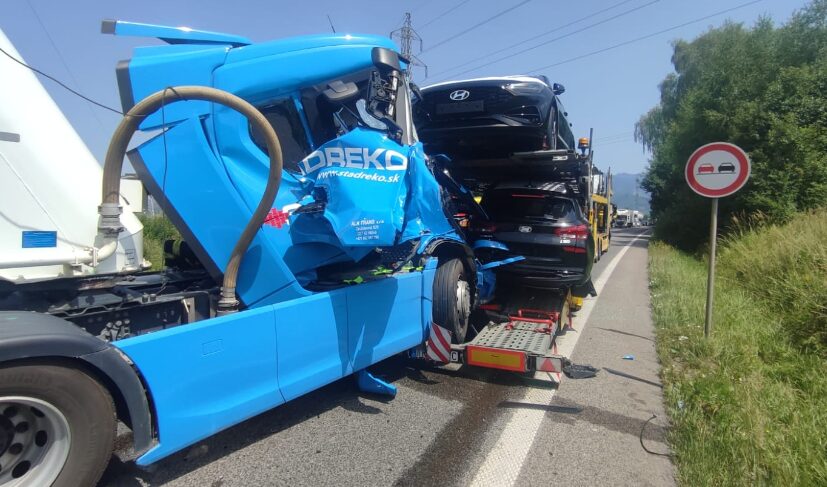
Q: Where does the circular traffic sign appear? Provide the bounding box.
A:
[685,142,750,198]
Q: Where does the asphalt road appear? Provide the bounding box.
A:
[99,226,673,487]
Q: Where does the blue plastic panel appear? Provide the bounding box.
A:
[125,44,229,128]
[113,266,437,465]
[346,271,425,371]
[110,20,252,46]
[131,118,310,307]
[273,292,349,401]
[421,258,438,342]
[113,305,283,465]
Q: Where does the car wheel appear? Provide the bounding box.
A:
[433,258,471,344]
[0,363,116,487]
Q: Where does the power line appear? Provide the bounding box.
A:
[595,138,636,146]
[428,0,640,80]
[597,131,636,139]
[410,0,436,16]
[427,0,660,82]
[422,0,533,53]
[594,131,636,142]
[0,45,124,115]
[525,0,762,74]
[26,0,115,130]
[420,0,473,29]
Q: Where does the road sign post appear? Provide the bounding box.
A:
[685,142,750,338]
[705,198,718,338]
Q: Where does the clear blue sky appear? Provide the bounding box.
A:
[2,0,807,175]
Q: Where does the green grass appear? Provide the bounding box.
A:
[138,214,181,271]
[649,210,827,486]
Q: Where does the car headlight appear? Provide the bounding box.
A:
[504,82,546,95]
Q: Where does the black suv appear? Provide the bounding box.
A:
[472,181,594,289]
[413,76,575,158]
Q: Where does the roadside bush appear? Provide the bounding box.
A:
[720,209,827,355]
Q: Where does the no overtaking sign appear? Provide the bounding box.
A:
[685,142,751,339]
[685,142,750,198]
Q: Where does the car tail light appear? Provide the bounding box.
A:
[555,224,589,253]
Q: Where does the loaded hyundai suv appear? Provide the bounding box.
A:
[413,75,576,158]
[472,181,594,289]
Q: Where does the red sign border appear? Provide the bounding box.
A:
[685,142,751,198]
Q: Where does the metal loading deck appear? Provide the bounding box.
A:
[428,294,572,378]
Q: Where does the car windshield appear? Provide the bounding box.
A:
[483,192,577,221]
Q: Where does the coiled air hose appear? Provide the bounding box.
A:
[99,86,284,315]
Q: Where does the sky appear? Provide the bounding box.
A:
[1,0,809,176]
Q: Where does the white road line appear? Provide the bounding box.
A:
[469,231,649,487]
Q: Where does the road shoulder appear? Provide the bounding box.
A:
[515,231,675,486]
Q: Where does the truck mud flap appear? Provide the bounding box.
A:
[425,322,453,363]
[571,278,597,298]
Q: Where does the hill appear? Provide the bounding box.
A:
[611,173,650,214]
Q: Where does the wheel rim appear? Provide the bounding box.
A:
[456,277,471,333]
[0,397,71,487]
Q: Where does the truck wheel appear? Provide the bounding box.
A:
[433,258,471,344]
[0,364,116,487]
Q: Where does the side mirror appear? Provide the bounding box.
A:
[322,80,360,105]
[552,83,565,95]
[368,48,402,121]
[372,47,401,75]
[409,82,424,104]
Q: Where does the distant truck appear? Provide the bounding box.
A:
[614,209,641,227]
[615,209,630,227]
[631,210,643,227]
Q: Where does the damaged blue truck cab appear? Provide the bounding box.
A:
[101,21,512,464]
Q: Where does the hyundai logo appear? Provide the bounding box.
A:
[449,89,470,101]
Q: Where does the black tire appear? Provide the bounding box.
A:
[433,258,471,344]
[0,363,116,487]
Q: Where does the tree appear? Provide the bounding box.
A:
[636,1,827,250]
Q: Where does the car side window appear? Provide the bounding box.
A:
[249,99,310,173]
[555,100,575,150]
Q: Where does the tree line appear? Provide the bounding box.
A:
[636,0,827,250]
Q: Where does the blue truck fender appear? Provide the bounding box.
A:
[0,311,154,455]
[422,238,476,272]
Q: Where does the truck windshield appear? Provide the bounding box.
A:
[483,192,578,221]
[300,67,415,148]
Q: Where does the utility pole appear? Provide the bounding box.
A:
[390,13,428,80]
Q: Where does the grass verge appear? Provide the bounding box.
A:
[138,214,180,271]
[649,210,827,486]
